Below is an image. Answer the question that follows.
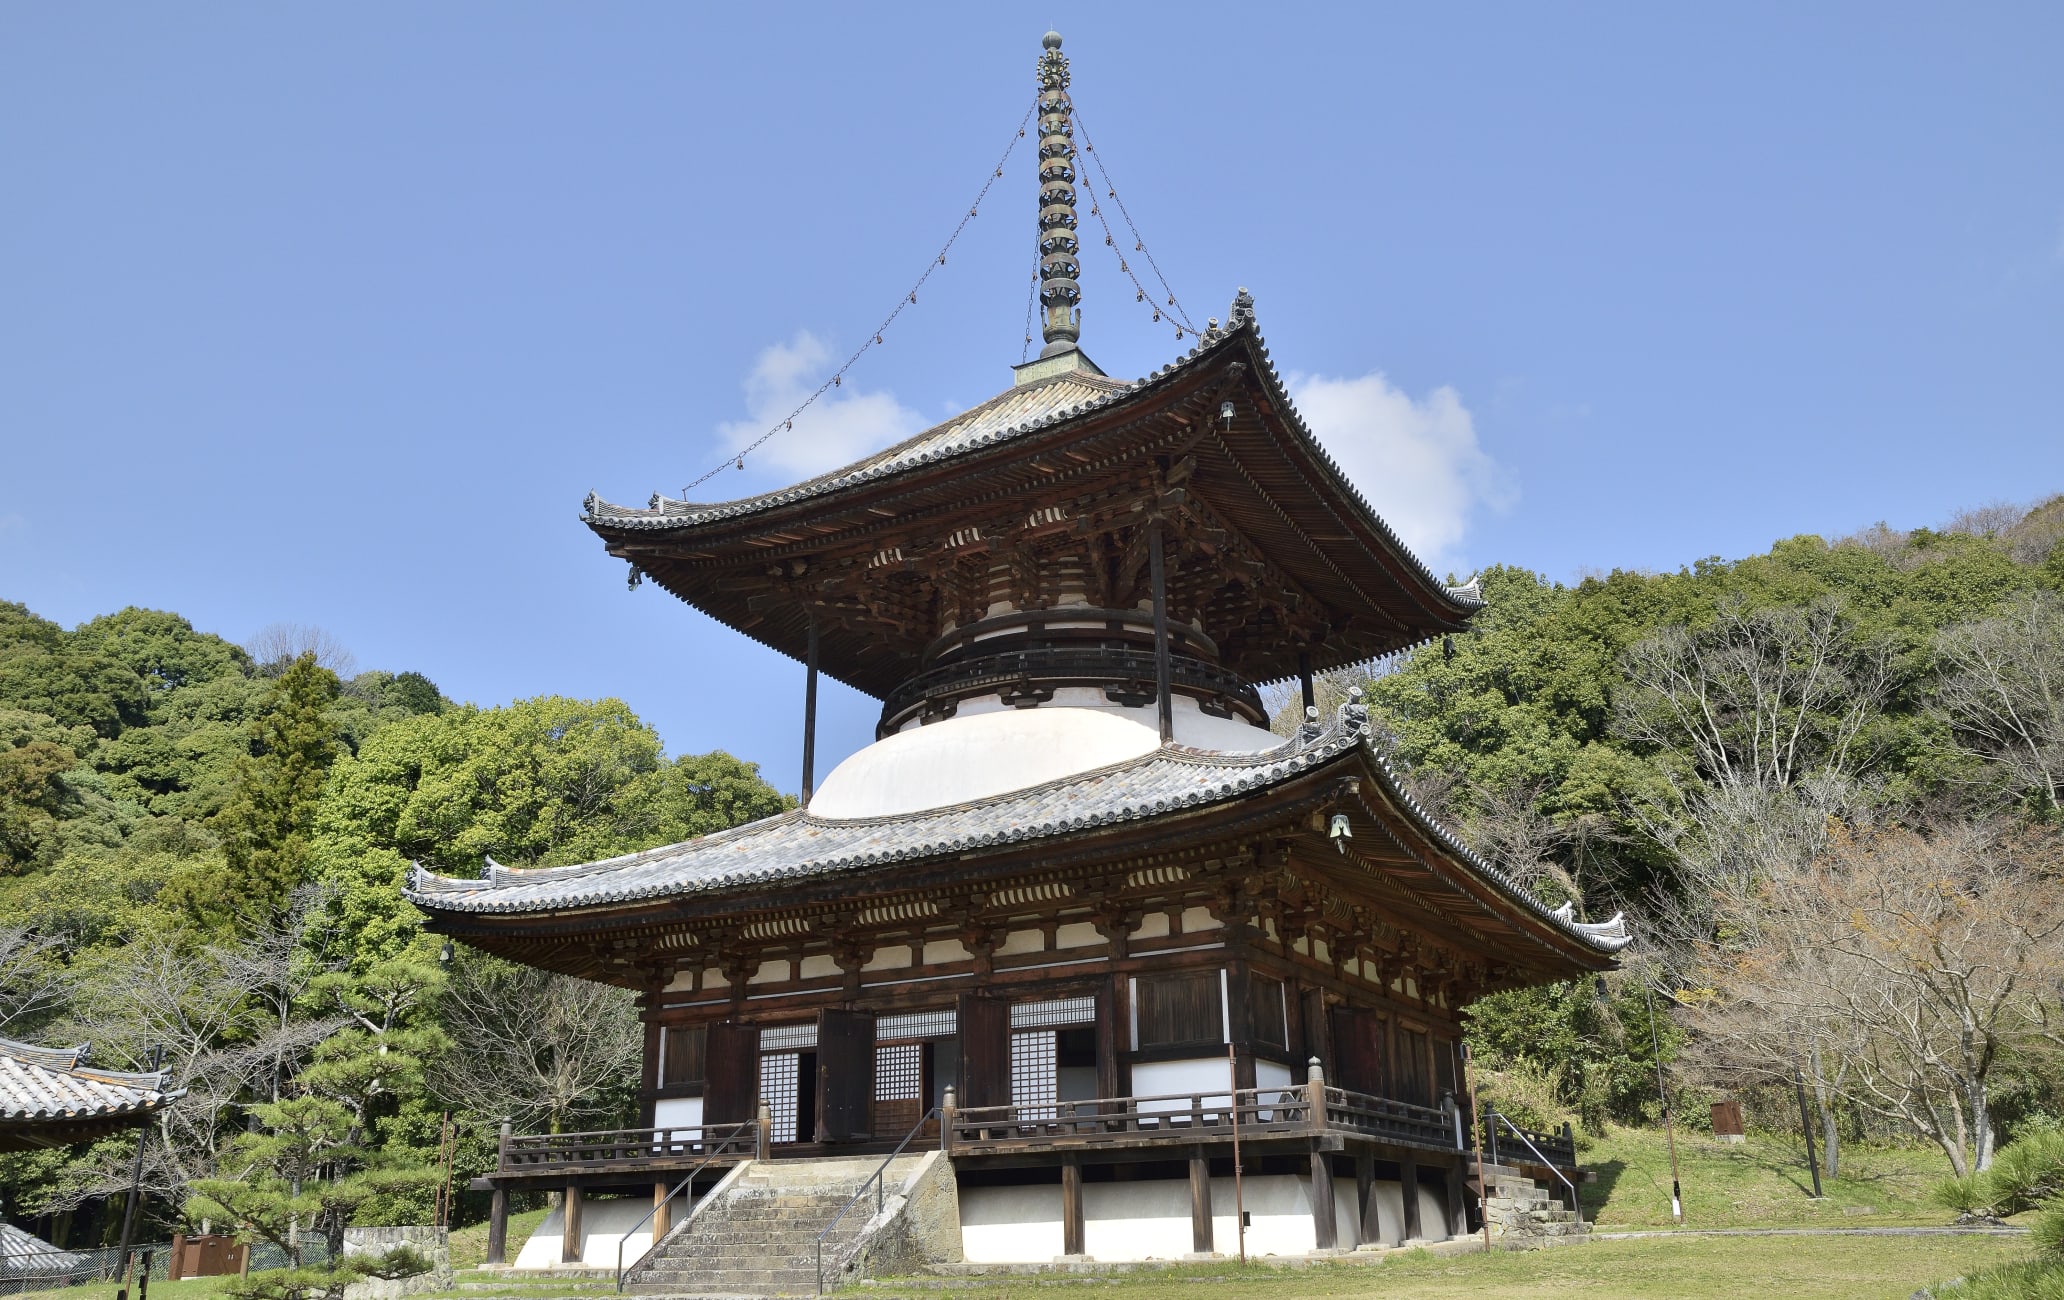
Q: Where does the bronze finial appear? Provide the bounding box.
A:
[1036,31,1082,357]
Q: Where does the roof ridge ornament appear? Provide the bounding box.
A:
[1036,31,1083,358]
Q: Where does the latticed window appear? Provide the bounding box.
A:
[875,1043,924,1135]
[761,1052,800,1143]
[1010,1030,1057,1118]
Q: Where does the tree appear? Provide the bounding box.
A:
[246,625,356,678]
[1934,592,2064,813]
[313,697,788,963]
[429,953,642,1136]
[1686,823,2064,1175]
[193,655,343,929]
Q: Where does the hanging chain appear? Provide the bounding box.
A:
[1071,107,1198,338]
[676,98,1040,499]
[1019,245,1041,363]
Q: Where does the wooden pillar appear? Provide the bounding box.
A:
[1445,1157,1469,1240]
[1298,650,1315,715]
[652,1180,672,1241]
[1061,1155,1086,1257]
[1189,1151,1213,1255]
[801,608,819,805]
[486,1119,512,1265]
[1309,1150,1337,1251]
[485,1188,509,1265]
[1148,522,1173,742]
[1400,1152,1423,1242]
[1353,1158,1377,1248]
[561,1184,583,1264]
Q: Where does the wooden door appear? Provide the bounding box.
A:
[703,1022,761,1126]
[957,992,1010,1109]
[1328,1006,1388,1098]
[816,1007,876,1142]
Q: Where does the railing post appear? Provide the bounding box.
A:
[1306,1056,1326,1136]
[757,1101,772,1162]
[497,1119,512,1171]
[486,1119,512,1267]
[941,1087,956,1154]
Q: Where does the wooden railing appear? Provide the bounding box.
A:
[946,1082,1459,1156]
[500,1121,758,1173]
[1480,1112,1578,1170]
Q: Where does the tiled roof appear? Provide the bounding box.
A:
[0,1037,179,1125]
[406,695,1625,957]
[586,368,1134,531]
[579,298,1482,618]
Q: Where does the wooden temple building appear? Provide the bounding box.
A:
[409,30,1626,1276]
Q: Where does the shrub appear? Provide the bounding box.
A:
[2034,1200,2064,1259]
[1474,1056,1575,1136]
[1932,1174,1997,1219]
[1989,1131,2064,1215]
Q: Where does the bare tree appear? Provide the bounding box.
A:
[429,954,642,1137]
[0,924,72,1033]
[1933,592,2064,813]
[1686,823,2064,1176]
[246,623,357,677]
[45,921,343,1213]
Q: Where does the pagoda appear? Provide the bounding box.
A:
[410,30,1625,1275]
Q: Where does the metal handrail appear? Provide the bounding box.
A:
[813,1107,941,1296]
[612,1119,756,1293]
[1484,1110,1584,1227]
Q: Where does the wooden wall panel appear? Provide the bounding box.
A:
[816,1008,876,1141]
[958,993,1010,1108]
[703,1022,760,1125]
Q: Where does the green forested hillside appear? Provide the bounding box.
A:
[0,602,788,1239]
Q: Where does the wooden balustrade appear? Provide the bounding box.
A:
[498,1121,756,1173]
[943,1085,1459,1157]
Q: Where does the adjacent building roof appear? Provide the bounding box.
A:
[407,699,1629,968]
[0,1037,181,1151]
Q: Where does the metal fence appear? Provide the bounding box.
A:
[0,1237,332,1296]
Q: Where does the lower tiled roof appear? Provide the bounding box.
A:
[406,696,1629,957]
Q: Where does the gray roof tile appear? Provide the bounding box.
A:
[0,1038,180,1124]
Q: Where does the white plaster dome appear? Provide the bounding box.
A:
[807,689,1284,820]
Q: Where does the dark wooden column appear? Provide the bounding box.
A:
[561,1184,583,1264]
[1061,1155,1086,1256]
[1189,1150,1213,1254]
[486,1119,511,1265]
[1400,1152,1423,1242]
[1445,1157,1470,1239]
[1309,1150,1337,1250]
[801,608,820,804]
[1148,522,1173,742]
[1298,650,1315,715]
[485,1187,508,1265]
[1353,1157,1375,1247]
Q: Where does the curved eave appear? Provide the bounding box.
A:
[585,312,1480,692]
[408,706,1624,976]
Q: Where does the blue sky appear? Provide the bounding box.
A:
[4,3,2060,795]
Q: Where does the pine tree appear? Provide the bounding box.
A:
[201,654,342,929]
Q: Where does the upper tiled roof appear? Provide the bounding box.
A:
[406,696,1626,957]
[0,1037,179,1125]
[586,367,1134,531]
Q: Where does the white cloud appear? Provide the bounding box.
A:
[1286,370,1515,576]
[716,332,924,479]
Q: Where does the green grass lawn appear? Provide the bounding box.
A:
[1580,1125,1957,1229]
[863,1235,2031,1300]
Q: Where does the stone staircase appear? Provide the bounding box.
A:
[1470,1159,1588,1242]
[626,1154,932,1297]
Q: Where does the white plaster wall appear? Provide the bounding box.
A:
[958,1175,1361,1262]
[512,1197,653,1270]
[653,1096,703,1131]
[1130,1058,1231,1114]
